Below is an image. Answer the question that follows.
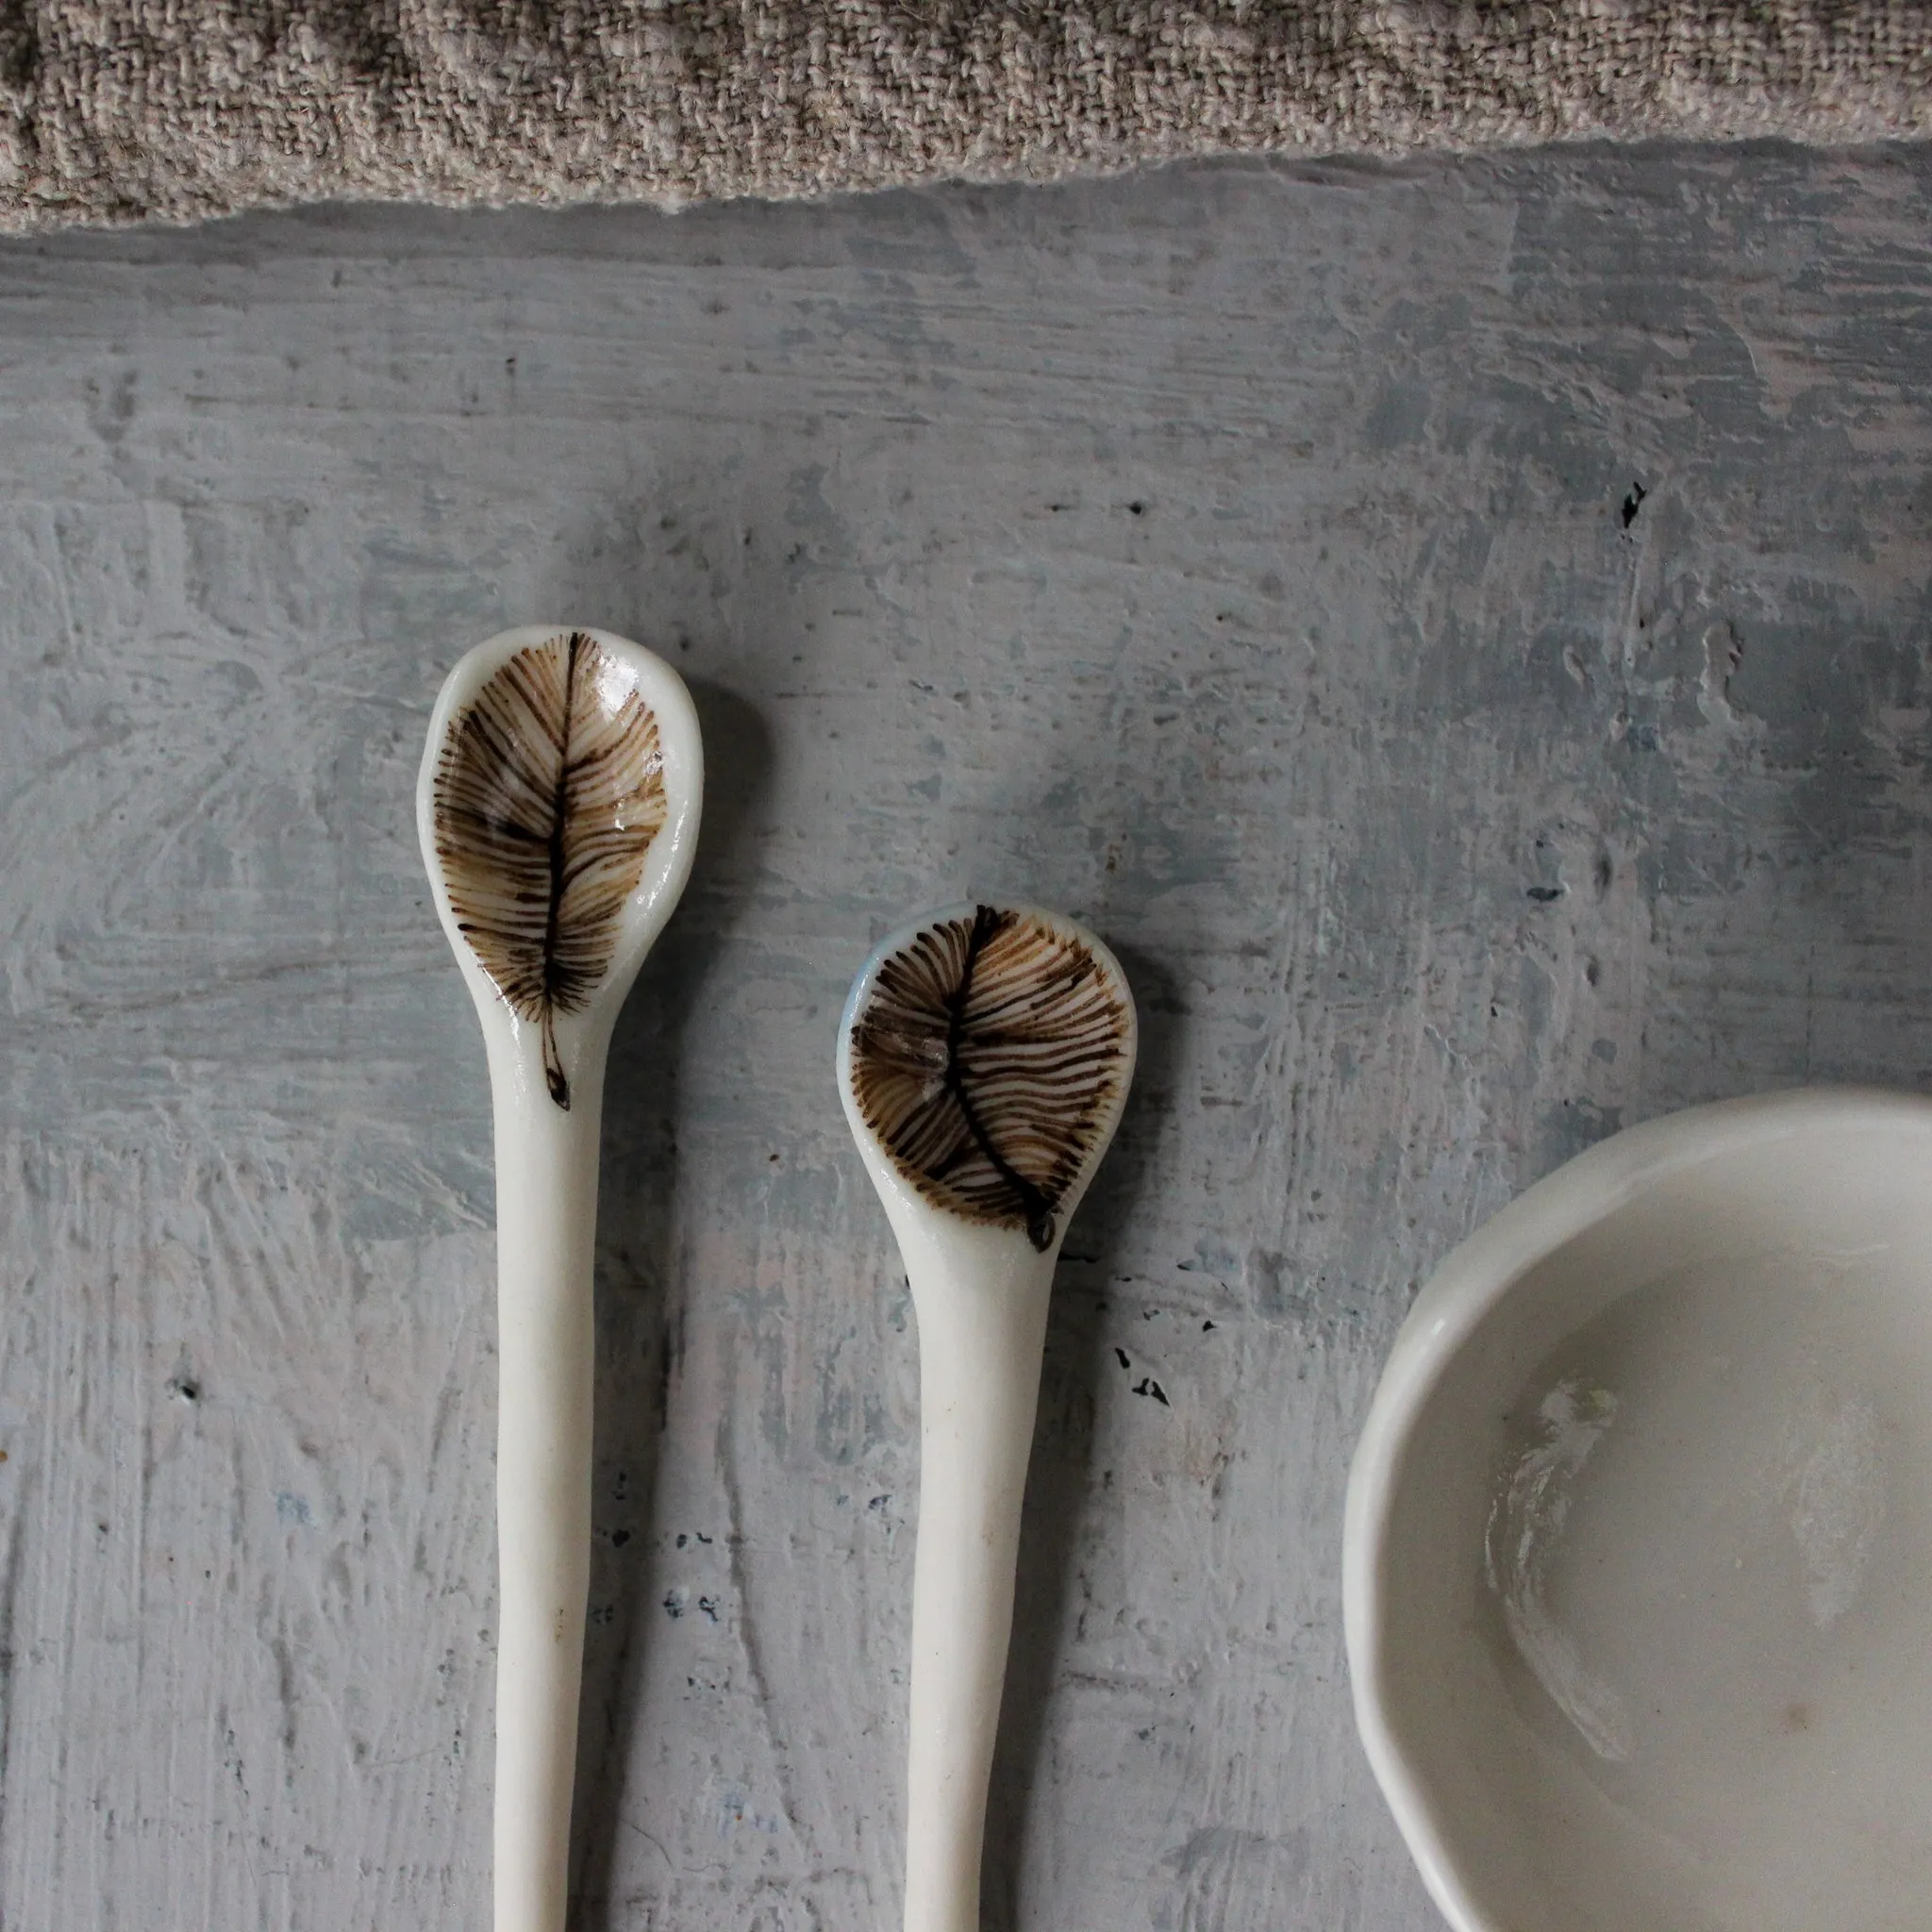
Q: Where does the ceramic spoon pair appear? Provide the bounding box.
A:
[419,626,1137,1932]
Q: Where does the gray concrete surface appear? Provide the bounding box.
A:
[1,142,1930,1931]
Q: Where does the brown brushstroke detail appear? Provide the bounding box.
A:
[849,905,1131,1251]
[431,630,667,1109]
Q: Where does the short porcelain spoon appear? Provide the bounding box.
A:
[838,903,1137,1932]
[417,625,702,1932]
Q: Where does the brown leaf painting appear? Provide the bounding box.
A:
[432,630,667,1108]
[848,906,1133,1251]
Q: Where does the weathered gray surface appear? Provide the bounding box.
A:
[1,143,1929,1930]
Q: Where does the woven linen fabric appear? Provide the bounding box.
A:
[1,2,1928,230]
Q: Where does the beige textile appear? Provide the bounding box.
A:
[1,3,1928,230]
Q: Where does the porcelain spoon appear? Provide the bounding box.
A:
[417,624,702,1932]
[838,903,1137,1932]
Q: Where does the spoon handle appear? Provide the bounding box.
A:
[903,1249,1057,1932]
[490,1074,603,1932]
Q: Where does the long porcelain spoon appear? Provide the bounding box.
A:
[417,625,702,1932]
[838,903,1137,1932]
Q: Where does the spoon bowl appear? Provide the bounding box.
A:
[422,624,700,1108]
[1345,1088,1932,1932]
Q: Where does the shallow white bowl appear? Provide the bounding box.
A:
[1344,1088,1932,1932]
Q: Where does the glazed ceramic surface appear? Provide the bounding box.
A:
[418,625,703,1932]
[1345,1089,1932,1932]
[838,904,1137,1932]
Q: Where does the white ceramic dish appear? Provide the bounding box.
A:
[1344,1088,1932,1932]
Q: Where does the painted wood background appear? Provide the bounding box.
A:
[1,142,1929,1930]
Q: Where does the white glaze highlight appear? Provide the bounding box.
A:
[1784,1391,1885,1630]
[1483,1378,1631,1764]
